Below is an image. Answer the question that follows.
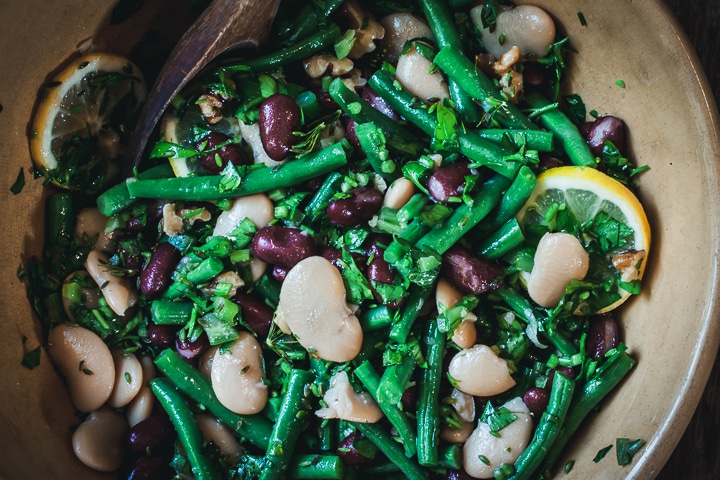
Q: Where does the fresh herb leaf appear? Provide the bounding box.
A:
[21,345,42,370]
[480,401,517,432]
[578,11,587,26]
[616,437,645,466]
[594,444,613,462]
[150,140,198,159]
[10,167,25,194]
[335,30,356,59]
[615,79,626,88]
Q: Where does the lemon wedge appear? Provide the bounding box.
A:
[30,52,146,192]
[517,166,651,313]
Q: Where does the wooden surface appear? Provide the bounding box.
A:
[657,1,720,479]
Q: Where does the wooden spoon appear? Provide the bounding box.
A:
[125,0,281,173]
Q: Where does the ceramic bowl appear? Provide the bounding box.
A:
[1,0,718,478]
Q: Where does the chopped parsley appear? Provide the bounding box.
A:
[593,444,613,462]
[10,167,25,194]
[616,437,645,466]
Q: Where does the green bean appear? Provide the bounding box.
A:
[354,360,418,458]
[479,165,536,234]
[416,0,482,125]
[368,71,518,178]
[125,141,348,202]
[433,45,537,130]
[150,378,220,480]
[259,368,314,480]
[397,193,430,225]
[153,348,273,449]
[367,70,436,136]
[507,370,575,480]
[296,90,324,122]
[328,78,421,154]
[46,193,74,277]
[359,306,395,332]
[355,122,399,181]
[186,256,224,284]
[389,284,433,343]
[477,129,554,152]
[352,422,429,480]
[477,218,525,260]
[416,318,446,466]
[539,352,637,476]
[458,131,523,178]
[414,174,512,255]
[223,24,342,73]
[150,300,194,325]
[288,454,346,479]
[96,163,174,216]
[524,92,597,167]
[377,353,417,406]
[438,444,463,470]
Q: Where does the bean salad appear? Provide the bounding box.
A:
[27,0,651,479]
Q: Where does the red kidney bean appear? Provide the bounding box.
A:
[327,186,383,226]
[523,387,550,419]
[259,93,301,161]
[366,234,395,285]
[361,86,399,121]
[336,432,376,465]
[547,366,577,387]
[233,291,274,338]
[127,455,175,480]
[585,115,626,156]
[195,132,248,174]
[321,246,344,269]
[251,225,317,270]
[146,323,179,349]
[441,244,504,295]
[314,90,338,111]
[447,469,475,480]
[400,383,418,413]
[272,265,288,282]
[587,315,620,359]
[343,116,362,152]
[115,241,143,271]
[175,332,210,360]
[139,242,181,299]
[539,154,565,171]
[128,415,176,455]
[428,161,473,204]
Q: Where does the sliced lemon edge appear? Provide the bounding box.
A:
[29,52,145,173]
[517,166,651,313]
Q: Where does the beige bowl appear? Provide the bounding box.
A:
[1,0,719,479]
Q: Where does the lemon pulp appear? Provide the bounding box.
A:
[30,52,146,192]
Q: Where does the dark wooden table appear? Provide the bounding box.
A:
[657,2,720,479]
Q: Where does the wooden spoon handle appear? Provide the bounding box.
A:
[125,0,280,173]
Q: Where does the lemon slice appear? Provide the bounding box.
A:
[30,52,147,192]
[517,166,651,312]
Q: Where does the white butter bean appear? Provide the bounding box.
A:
[275,256,363,362]
[75,207,115,253]
[107,349,142,408]
[396,42,450,103]
[527,232,590,308]
[62,270,100,322]
[316,371,383,423]
[383,177,416,209]
[47,324,115,412]
[211,332,268,415]
[72,407,128,472]
[448,344,515,397]
[85,250,138,317]
[380,12,434,62]
[463,397,533,478]
[436,278,478,349]
[472,5,556,59]
[197,413,244,464]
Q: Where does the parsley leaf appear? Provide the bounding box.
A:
[616,437,645,466]
[10,167,25,194]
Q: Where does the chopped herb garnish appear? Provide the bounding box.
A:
[594,444,613,462]
[578,11,587,26]
[615,79,626,88]
[21,346,42,370]
[10,167,25,194]
[616,437,645,466]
